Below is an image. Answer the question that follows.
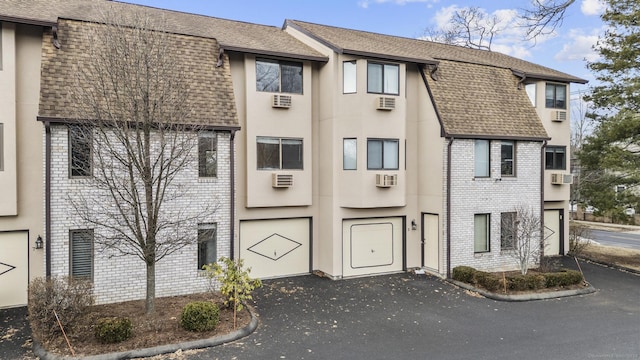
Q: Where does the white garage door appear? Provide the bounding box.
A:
[239,218,310,279]
[343,217,403,277]
[0,232,29,308]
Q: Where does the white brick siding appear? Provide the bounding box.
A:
[48,126,231,304]
[447,139,542,272]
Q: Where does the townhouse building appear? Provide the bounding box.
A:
[0,0,584,307]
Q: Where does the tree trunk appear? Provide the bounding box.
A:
[146,261,155,314]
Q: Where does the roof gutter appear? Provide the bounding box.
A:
[230,129,237,259]
[220,44,329,63]
[540,140,547,259]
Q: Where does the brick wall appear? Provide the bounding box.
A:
[447,139,542,272]
[48,126,231,304]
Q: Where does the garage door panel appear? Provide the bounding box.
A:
[349,223,394,268]
[544,210,561,256]
[0,232,28,308]
[343,218,403,277]
[240,218,310,279]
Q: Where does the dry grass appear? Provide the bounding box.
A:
[36,292,251,358]
[580,244,640,272]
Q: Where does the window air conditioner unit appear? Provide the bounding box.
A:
[376,96,395,110]
[551,173,573,185]
[376,174,397,188]
[272,94,292,108]
[551,110,567,122]
[272,173,293,188]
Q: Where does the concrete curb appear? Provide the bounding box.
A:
[447,279,597,302]
[33,309,259,360]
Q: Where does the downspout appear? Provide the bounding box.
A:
[446,137,453,278]
[229,129,236,259]
[45,121,52,277]
[540,140,547,259]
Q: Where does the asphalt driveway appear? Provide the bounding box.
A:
[2,258,639,360]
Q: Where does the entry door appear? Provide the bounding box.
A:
[422,214,439,271]
[544,210,562,256]
[0,232,29,308]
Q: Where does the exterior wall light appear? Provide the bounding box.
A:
[35,235,44,249]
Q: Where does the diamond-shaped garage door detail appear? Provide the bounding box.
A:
[247,233,302,261]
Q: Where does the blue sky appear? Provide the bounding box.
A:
[123,0,606,94]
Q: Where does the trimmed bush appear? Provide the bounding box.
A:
[473,271,501,291]
[544,270,583,287]
[452,266,477,284]
[508,274,546,291]
[95,317,132,344]
[180,301,220,332]
[28,276,95,341]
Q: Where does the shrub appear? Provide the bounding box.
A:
[28,276,94,341]
[180,301,220,332]
[473,271,501,291]
[544,270,583,287]
[95,317,132,344]
[508,274,546,291]
[452,266,476,284]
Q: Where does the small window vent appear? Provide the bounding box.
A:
[375,174,397,187]
[272,173,293,188]
[272,94,292,108]
[551,173,573,185]
[376,96,395,110]
[551,110,567,122]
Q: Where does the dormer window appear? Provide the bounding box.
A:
[256,58,303,94]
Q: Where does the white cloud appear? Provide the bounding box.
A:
[554,28,601,62]
[358,0,440,9]
[581,0,606,16]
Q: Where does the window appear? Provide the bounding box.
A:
[367,62,399,95]
[70,229,93,279]
[545,146,566,170]
[545,83,566,109]
[474,140,490,177]
[367,138,399,170]
[343,61,357,94]
[343,138,357,170]
[257,137,303,170]
[256,58,303,94]
[69,125,92,177]
[0,123,3,171]
[501,141,515,176]
[501,212,516,250]
[525,83,536,106]
[474,214,490,253]
[198,223,217,269]
[198,132,217,177]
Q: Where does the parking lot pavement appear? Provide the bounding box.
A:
[0,306,34,360]
[3,258,639,360]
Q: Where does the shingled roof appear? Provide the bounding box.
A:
[0,0,327,62]
[424,61,549,140]
[39,18,239,128]
[286,20,587,84]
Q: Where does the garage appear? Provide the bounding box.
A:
[544,210,563,256]
[0,231,29,308]
[239,218,310,279]
[342,217,404,277]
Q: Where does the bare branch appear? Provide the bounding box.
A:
[520,0,576,40]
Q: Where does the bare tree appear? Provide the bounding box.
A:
[520,0,576,40]
[424,7,502,50]
[501,205,543,275]
[67,11,214,314]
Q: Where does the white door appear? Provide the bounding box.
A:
[423,214,439,271]
[342,217,403,277]
[239,218,310,279]
[544,210,561,256]
[0,232,29,308]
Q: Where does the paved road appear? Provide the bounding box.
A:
[590,229,640,250]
